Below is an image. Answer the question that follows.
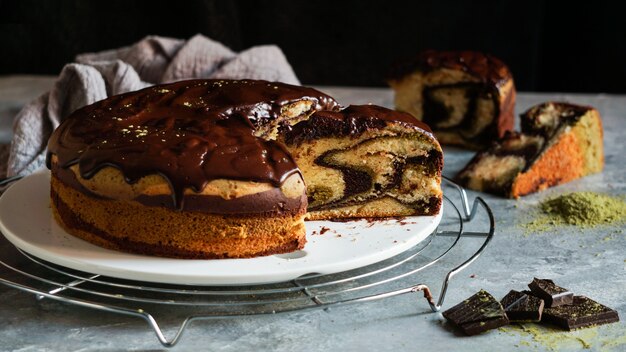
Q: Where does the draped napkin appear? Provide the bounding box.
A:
[4,34,300,178]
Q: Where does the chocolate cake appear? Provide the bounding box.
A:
[456,102,604,197]
[281,105,442,220]
[47,79,340,259]
[388,50,516,149]
[47,79,443,259]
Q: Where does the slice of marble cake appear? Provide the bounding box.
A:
[456,102,604,197]
[280,104,443,220]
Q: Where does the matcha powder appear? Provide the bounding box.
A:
[526,192,626,231]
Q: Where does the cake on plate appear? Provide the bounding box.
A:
[47,79,443,259]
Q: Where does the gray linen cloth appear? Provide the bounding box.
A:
[4,34,300,178]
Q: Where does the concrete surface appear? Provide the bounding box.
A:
[0,77,624,351]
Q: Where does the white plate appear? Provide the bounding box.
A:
[0,169,441,285]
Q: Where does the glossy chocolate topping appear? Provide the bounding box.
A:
[47,79,339,208]
[388,50,512,88]
[50,161,307,215]
[283,104,434,145]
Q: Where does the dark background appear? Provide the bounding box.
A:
[1,0,625,93]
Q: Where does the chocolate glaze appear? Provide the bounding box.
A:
[51,162,307,216]
[47,79,339,209]
[282,105,434,145]
[388,50,513,88]
[134,191,306,216]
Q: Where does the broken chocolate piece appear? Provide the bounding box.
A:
[443,290,509,335]
[528,278,573,308]
[543,296,620,330]
[500,290,544,322]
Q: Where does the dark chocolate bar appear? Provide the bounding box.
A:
[528,278,573,308]
[500,290,544,322]
[442,290,509,335]
[543,296,620,330]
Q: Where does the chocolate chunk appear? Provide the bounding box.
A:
[528,278,573,308]
[543,296,620,330]
[443,290,509,336]
[500,290,544,322]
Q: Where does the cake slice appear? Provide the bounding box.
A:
[388,50,516,149]
[456,102,604,198]
[280,105,443,220]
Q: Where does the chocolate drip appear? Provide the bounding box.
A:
[47,79,339,209]
[51,162,307,215]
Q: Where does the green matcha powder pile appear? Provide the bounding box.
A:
[525,192,626,231]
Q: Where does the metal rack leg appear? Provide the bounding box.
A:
[36,274,100,300]
[431,197,495,311]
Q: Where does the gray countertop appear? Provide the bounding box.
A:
[0,76,625,351]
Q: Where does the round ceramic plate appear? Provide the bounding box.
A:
[0,169,441,285]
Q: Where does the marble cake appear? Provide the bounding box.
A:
[456,102,604,197]
[281,104,443,220]
[388,50,516,149]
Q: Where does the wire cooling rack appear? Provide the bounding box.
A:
[0,177,494,347]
